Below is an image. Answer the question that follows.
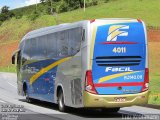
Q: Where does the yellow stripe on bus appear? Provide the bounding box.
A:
[98,71,140,83]
[89,26,97,69]
[30,57,71,85]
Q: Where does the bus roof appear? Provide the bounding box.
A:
[20,18,138,44]
[20,20,88,43]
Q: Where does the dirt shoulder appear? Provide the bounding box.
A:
[148,29,160,42]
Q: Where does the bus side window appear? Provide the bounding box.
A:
[81,29,85,42]
[17,51,21,69]
[57,30,69,57]
[29,38,38,59]
[37,36,47,59]
[22,40,31,64]
[68,27,82,56]
[47,33,57,58]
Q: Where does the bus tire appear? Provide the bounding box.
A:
[58,90,66,112]
[101,107,120,113]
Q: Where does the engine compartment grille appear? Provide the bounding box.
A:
[96,56,142,66]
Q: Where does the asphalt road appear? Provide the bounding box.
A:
[0,72,160,120]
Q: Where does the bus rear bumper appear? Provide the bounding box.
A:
[84,90,149,108]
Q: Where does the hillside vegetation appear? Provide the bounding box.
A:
[0,0,160,105]
[0,0,160,44]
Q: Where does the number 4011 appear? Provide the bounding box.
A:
[112,47,126,53]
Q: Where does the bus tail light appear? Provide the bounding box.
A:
[85,70,97,94]
[141,68,149,92]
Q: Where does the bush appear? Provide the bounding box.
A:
[0,13,7,21]
[15,14,23,19]
[0,6,15,22]
[28,11,40,21]
[0,21,3,26]
[55,1,68,13]
[93,0,98,5]
[104,0,110,3]
[85,0,98,7]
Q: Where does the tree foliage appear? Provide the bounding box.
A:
[40,0,98,14]
[0,6,14,23]
[1,6,10,14]
[0,0,100,23]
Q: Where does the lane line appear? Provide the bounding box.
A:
[7,82,17,88]
[7,81,17,86]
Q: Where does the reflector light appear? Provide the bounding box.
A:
[85,70,97,94]
[141,68,149,92]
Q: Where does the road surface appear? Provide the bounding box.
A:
[0,72,160,120]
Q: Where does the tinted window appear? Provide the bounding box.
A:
[68,27,82,56]
[23,39,31,59]
[47,33,57,58]
[23,37,47,60]
[57,30,69,57]
[36,36,47,59]
[29,38,38,59]
[22,27,82,60]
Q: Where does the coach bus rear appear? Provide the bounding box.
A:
[84,19,149,110]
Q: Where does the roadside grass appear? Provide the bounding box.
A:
[1,0,160,45]
[149,86,160,105]
[57,0,160,27]
[148,42,160,105]
[9,0,160,27]
[0,65,16,73]
[0,15,56,44]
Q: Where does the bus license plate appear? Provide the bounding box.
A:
[114,97,126,102]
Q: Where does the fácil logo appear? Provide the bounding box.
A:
[107,25,129,41]
[105,67,133,72]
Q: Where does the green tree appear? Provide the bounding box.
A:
[39,0,98,14]
[40,0,46,3]
[0,6,14,22]
[41,0,67,14]
[1,6,9,14]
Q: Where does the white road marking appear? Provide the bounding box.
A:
[7,82,17,88]
[0,99,6,103]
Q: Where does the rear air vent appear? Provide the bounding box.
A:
[96,56,141,66]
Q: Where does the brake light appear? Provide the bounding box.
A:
[85,70,97,94]
[141,68,149,92]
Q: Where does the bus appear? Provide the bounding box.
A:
[12,18,149,112]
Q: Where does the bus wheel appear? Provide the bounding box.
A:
[101,108,120,113]
[58,90,66,112]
